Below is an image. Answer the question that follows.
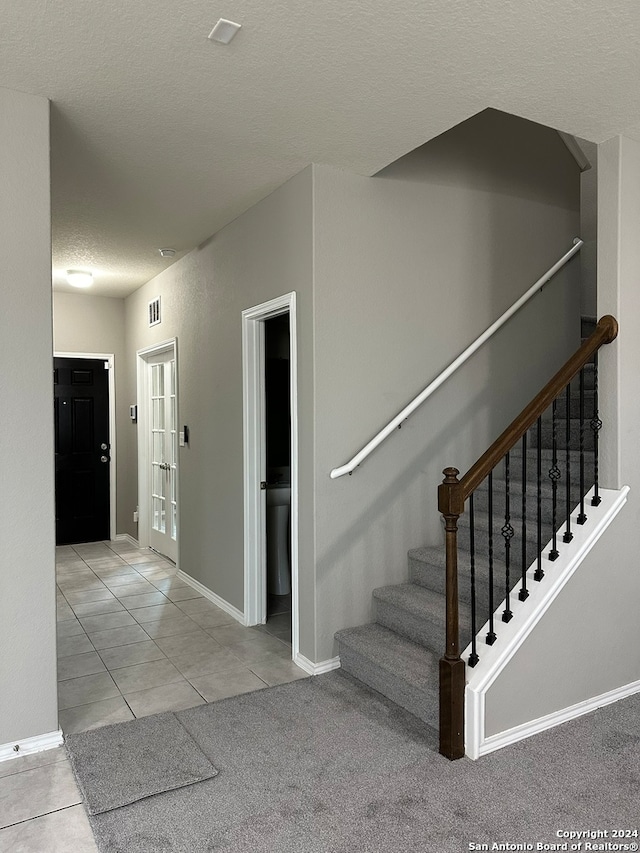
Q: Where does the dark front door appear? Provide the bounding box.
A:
[54,357,110,544]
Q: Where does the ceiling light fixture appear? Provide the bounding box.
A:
[66,269,93,288]
[208,18,242,44]
[159,248,176,258]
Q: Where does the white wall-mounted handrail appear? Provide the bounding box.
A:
[330,238,583,480]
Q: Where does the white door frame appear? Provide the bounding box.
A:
[136,338,179,565]
[242,292,299,658]
[55,351,117,541]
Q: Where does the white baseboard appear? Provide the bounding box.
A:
[294,653,341,676]
[112,533,139,547]
[0,729,64,764]
[177,570,246,625]
[478,678,640,758]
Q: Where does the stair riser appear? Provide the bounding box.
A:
[472,485,590,525]
[578,364,595,390]
[337,643,439,727]
[458,528,560,575]
[491,455,594,485]
[529,421,596,452]
[553,393,596,419]
[457,514,552,556]
[374,599,473,655]
[375,599,443,652]
[409,554,516,616]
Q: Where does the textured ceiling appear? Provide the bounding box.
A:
[2,0,640,297]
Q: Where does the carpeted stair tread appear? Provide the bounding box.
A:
[373,583,472,651]
[409,542,532,616]
[335,624,439,725]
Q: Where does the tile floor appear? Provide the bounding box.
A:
[0,539,305,851]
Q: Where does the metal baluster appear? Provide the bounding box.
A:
[534,417,544,581]
[563,382,573,543]
[591,351,603,506]
[502,453,514,622]
[577,367,587,524]
[486,470,497,645]
[519,433,529,601]
[548,399,560,561]
[468,493,479,667]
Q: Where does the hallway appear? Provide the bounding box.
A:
[56,539,301,732]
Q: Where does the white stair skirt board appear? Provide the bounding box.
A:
[0,729,64,764]
[294,653,341,676]
[113,533,139,547]
[465,485,630,760]
[177,569,246,626]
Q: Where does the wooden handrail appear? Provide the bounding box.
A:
[459,315,618,501]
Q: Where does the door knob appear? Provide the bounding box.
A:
[100,455,109,463]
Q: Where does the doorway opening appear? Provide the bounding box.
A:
[54,352,116,544]
[264,313,291,632]
[136,339,179,564]
[242,292,299,660]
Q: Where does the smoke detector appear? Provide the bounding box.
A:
[208,19,242,44]
[159,248,176,258]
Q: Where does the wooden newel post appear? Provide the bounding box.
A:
[438,467,466,760]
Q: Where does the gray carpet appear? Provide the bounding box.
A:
[73,671,640,852]
[66,711,218,814]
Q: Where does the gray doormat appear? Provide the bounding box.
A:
[65,711,218,814]
[81,672,640,853]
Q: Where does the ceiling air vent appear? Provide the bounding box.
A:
[148,296,161,327]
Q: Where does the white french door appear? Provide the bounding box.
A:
[147,350,178,561]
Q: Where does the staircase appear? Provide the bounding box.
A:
[335,321,598,734]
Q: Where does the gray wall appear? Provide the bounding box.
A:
[579,139,598,317]
[52,292,130,535]
[312,109,580,659]
[0,87,58,745]
[484,134,640,737]
[123,168,316,654]
[117,110,580,665]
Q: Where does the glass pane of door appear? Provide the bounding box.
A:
[147,349,178,562]
[168,358,177,542]
[151,362,166,534]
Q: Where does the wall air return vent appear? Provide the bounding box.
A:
[148,297,161,327]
